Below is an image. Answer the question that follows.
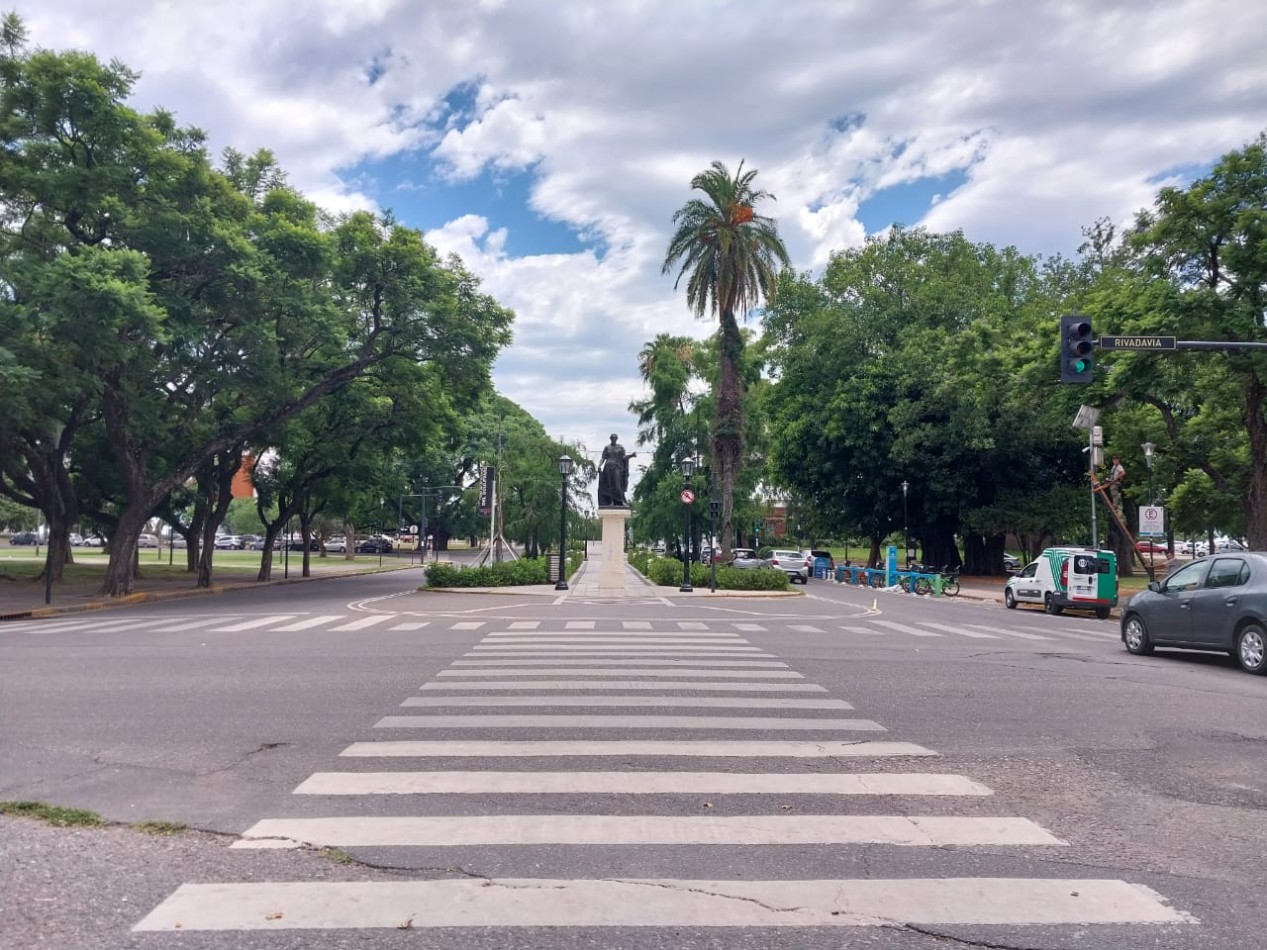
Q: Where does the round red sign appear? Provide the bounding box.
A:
[680,489,695,504]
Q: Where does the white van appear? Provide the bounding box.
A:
[1004,547,1119,619]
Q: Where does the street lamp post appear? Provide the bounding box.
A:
[679,456,695,593]
[901,480,910,567]
[1142,442,1157,583]
[556,455,572,591]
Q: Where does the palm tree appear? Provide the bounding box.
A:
[662,160,790,558]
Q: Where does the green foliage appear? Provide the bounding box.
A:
[634,553,788,590]
[0,800,103,827]
[423,551,583,588]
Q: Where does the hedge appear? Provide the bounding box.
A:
[634,554,789,591]
[423,551,583,588]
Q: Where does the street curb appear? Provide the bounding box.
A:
[0,564,421,622]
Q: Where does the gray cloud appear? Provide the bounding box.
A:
[17,0,1267,454]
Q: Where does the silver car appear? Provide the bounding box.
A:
[762,549,810,585]
[1120,553,1267,674]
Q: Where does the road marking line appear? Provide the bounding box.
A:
[507,622,540,630]
[965,624,1053,641]
[435,669,804,679]
[789,624,825,633]
[374,714,883,731]
[272,615,345,631]
[230,815,1062,849]
[469,644,765,652]
[870,620,941,637]
[339,739,932,758]
[213,616,297,632]
[564,621,596,629]
[294,771,987,796]
[450,658,788,668]
[399,696,851,709]
[916,622,998,639]
[328,615,393,632]
[465,652,775,659]
[133,878,1192,930]
[732,623,767,631]
[622,621,652,629]
[451,622,485,630]
[839,626,886,635]
[419,680,823,691]
[676,622,708,630]
[481,634,745,642]
[389,622,431,631]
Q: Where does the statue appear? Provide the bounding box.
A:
[597,433,635,507]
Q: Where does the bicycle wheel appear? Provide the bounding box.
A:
[942,577,960,596]
[899,576,911,593]
[914,577,933,596]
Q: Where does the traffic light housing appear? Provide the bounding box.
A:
[1060,315,1094,383]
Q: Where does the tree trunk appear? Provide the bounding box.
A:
[713,310,745,560]
[99,509,147,596]
[1245,375,1267,550]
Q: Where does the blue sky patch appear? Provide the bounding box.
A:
[344,152,592,256]
[1146,161,1211,187]
[856,170,969,234]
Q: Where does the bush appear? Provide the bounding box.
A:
[636,556,788,591]
[423,551,583,588]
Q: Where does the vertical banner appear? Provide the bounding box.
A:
[886,544,898,587]
[478,466,495,514]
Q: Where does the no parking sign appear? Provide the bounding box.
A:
[1140,505,1165,537]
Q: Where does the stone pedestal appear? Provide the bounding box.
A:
[597,507,632,591]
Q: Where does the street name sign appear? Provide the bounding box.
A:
[1098,335,1177,351]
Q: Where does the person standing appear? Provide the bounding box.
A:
[1108,455,1126,512]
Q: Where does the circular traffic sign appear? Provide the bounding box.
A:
[680,489,695,504]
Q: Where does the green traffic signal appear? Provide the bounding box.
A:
[1060,315,1094,383]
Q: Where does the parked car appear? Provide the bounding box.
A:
[80,534,104,547]
[68,533,83,546]
[137,533,160,548]
[1121,552,1267,674]
[1002,553,1021,571]
[727,548,761,569]
[9,531,38,545]
[170,536,188,549]
[356,537,393,554]
[802,549,835,574]
[762,548,810,584]
[325,536,347,553]
[248,537,276,550]
[214,535,244,550]
[1136,540,1168,555]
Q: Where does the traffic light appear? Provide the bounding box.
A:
[1060,314,1094,383]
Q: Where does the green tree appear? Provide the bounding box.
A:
[1086,132,1267,548]
[662,160,789,559]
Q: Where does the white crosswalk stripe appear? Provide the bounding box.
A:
[373,714,884,730]
[295,770,983,795]
[328,615,394,632]
[213,615,296,632]
[135,613,1189,938]
[399,695,852,709]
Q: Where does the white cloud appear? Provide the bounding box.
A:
[17,0,1267,455]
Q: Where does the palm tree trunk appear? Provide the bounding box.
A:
[714,309,745,557]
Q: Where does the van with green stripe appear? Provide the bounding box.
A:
[1004,547,1118,619]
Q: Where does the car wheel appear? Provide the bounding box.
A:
[1122,615,1154,655]
[1004,588,1017,610]
[1235,623,1267,675]
[1043,593,1063,616]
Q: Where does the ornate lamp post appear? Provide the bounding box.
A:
[679,456,695,593]
[901,479,910,567]
[555,455,573,590]
[1141,442,1155,506]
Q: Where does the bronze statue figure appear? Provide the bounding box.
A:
[597,433,635,507]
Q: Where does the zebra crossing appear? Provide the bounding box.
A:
[9,611,1118,645]
[134,620,1191,937]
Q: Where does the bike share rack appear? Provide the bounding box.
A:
[834,565,949,595]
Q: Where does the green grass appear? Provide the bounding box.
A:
[130,820,187,835]
[0,800,104,827]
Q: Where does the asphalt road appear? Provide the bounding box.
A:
[2,569,1264,949]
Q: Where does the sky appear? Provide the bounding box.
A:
[17,0,1267,474]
